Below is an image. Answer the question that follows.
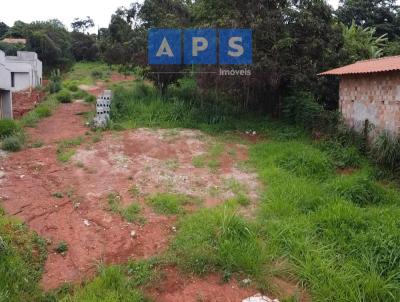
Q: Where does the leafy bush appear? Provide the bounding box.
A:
[0,119,20,138]
[91,70,103,79]
[57,90,72,103]
[55,241,68,254]
[85,95,97,103]
[283,91,339,133]
[66,83,79,92]
[1,135,23,152]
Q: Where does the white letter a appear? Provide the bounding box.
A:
[156,38,174,57]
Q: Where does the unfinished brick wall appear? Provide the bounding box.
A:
[339,72,400,135]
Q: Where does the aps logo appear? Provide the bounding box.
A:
[148,29,252,65]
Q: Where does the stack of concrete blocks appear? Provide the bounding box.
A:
[94,90,113,128]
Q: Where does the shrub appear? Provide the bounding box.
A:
[1,135,23,152]
[370,131,400,173]
[55,241,68,254]
[71,89,89,100]
[91,70,103,79]
[0,120,20,138]
[67,83,78,92]
[283,91,339,133]
[84,95,96,103]
[56,90,72,103]
[49,69,62,94]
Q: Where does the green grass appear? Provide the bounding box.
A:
[59,262,154,302]
[170,206,268,282]
[0,208,47,301]
[20,94,59,128]
[66,62,113,85]
[147,193,201,215]
[107,193,145,224]
[56,137,83,163]
[249,140,400,301]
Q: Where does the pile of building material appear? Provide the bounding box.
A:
[94,90,112,127]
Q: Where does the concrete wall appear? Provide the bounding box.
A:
[339,72,400,135]
[13,72,31,91]
[3,51,42,91]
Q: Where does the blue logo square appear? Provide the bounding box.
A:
[184,29,217,65]
[148,29,181,65]
[219,29,252,65]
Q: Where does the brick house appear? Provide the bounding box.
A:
[320,56,400,135]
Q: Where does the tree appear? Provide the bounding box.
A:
[341,22,388,63]
[26,20,73,71]
[71,17,94,33]
[337,0,400,39]
[71,32,99,61]
[0,22,9,38]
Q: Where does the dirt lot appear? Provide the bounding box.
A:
[0,100,271,300]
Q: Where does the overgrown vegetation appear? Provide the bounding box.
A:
[0,208,47,301]
[249,138,400,301]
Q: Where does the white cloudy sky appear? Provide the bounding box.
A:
[1,0,340,31]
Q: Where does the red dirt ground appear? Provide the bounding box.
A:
[148,267,255,302]
[0,82,308,300]
[12,88,46,118]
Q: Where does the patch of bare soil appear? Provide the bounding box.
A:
[0,100,261,291]
[26,102,91,144]
[148,267,256,302]
[13,88,46,118]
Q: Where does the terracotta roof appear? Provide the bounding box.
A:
[319,55,400,76]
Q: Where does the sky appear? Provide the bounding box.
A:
[2,0,340,32]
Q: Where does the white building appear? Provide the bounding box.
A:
[0,51,13,119]
[0,50,42,119]
[4,51,42,92]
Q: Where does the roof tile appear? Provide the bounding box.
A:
[319,55,400,75]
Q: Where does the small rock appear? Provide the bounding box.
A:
[241,278,252,285]
[172,226,177,232]
[130,230,137,238]
[0,171,5,179]
[83,219,90,227]
[252,131,257,135]
[20,175,25,179]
